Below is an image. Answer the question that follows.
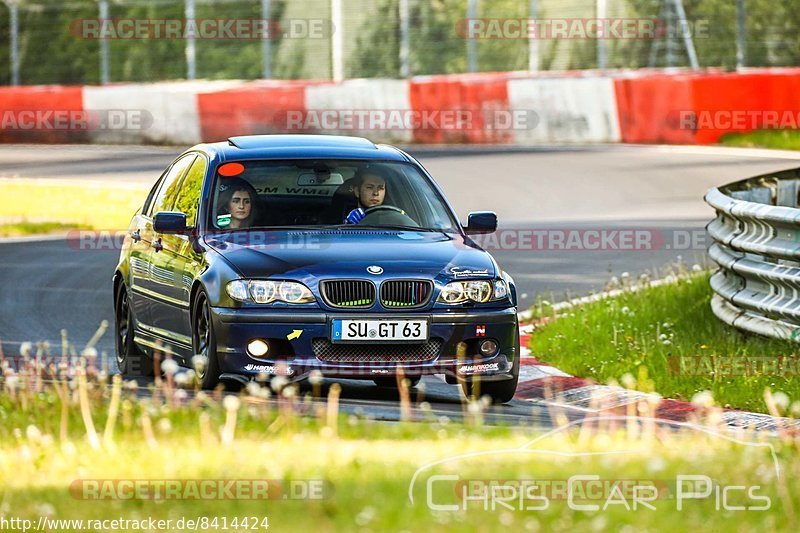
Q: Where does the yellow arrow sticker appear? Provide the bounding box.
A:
[287,329,303,340]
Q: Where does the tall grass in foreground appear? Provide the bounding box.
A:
[1,336,800,531]
[530,269,800,414]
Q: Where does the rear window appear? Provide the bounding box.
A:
[209,159,459,232]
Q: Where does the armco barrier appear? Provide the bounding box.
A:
[706,167,800,341]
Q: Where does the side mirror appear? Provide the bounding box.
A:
[464,211,498,235]
[154,212,187,234]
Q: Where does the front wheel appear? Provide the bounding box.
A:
[193,291,222,390]
[115,283,153,377]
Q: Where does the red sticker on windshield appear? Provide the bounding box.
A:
[218,162,245,177]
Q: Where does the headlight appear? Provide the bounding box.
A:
[465,280,492,302]
[438,279,507,304]
[278,281,309,303]
[440,282,466,303]
[226,280,315,304]
[250,281,278,303]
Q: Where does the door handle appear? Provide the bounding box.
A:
[152,238,163,252]
[130,230,142,242]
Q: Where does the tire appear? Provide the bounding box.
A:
[115,283,153,377]
[193,291,222,390]
[461,332,520,404]
[373,376,421,388]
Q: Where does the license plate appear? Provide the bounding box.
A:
[331,319,429,343]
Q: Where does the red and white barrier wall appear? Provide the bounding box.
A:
[0,85,85,143]
[4,68,800,146]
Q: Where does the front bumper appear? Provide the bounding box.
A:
[209,306,519,382]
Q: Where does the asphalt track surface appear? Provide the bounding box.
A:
[1,144,799,425]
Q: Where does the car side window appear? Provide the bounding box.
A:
[173,156,207,228]
[142,171,167,215]
[148,154,196,217]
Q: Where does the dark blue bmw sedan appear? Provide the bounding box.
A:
[114,135,520,403]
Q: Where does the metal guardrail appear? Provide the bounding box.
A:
[705,167,800,341]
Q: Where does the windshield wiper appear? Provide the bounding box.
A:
[246,225,341,231]
[349,224,455,234]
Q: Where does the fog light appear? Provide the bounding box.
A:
[479,339,498,356]
[247,339,270,357]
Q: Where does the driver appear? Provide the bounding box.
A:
[345,169,387,224]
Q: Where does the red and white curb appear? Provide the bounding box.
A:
[514,299,800,434]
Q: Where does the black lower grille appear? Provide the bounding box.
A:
[312,338,443,363]
[380,280,433,308]
[320,280,376,308]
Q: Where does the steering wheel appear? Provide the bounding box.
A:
[361,205,419,227]
[364,205,406,216]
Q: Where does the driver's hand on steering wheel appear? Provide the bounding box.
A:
[345,208,365,224]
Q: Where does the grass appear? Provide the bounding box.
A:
[0,221,92,237]
[529,270,800,414]
[0,178,148,231]
[719,129,800,151]
[0,358,799,531]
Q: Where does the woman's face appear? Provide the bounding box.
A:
[229,190,252,222]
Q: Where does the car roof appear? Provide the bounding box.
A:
[190,135,413,163]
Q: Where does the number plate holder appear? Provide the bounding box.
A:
[330,317,431,344]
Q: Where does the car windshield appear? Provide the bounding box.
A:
[209,159,460,232]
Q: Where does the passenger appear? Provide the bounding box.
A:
[345,169,387,224]
[217,180,258,229]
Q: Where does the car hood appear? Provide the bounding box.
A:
[204,229,497,282]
